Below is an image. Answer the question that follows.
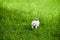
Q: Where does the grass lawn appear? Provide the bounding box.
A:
[0,0,60,40]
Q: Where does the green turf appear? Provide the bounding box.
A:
[0,0,60,40]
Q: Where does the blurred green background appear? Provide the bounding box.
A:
[0,0,60,40]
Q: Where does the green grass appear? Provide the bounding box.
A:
[0,0,60,40]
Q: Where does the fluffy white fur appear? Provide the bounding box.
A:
[31,19,40,29]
